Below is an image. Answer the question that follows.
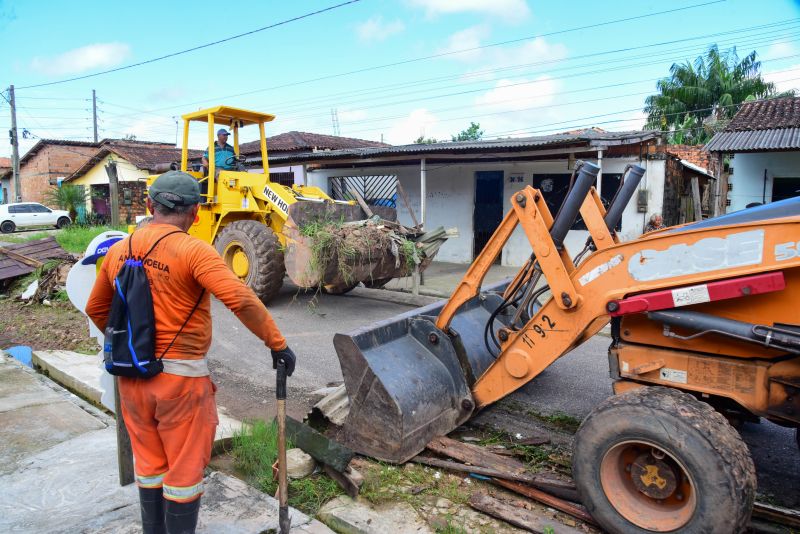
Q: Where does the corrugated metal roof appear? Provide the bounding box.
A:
[265,129,660,164]
[705,128,800,152]
[679,159,714,179]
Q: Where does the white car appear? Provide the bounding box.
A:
[0,202,72,233]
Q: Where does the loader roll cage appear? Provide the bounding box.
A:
[180,106,275,202]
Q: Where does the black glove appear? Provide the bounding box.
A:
[271,346,296,377]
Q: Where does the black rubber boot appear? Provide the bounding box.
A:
[138,487,166,534]
[165,497,201,534]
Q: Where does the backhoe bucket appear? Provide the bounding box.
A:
[333,282,510,463]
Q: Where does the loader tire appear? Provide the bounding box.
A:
[362,277,392,289]
[322,283,359,295]
[572,386,756,534]
[215,220,285,303]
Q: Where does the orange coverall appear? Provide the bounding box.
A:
[86,223,287,502]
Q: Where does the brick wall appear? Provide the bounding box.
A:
[20,144,97,206]
[119,181,147,224]
[666,144,712,171]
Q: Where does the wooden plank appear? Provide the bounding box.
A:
[412,455,578,501]
[690,176,703,222]
[349,188,374,219]
[469,493,583,534]
[426,435,528,475]
[114,378,135,486]
[396,180,420,228]
[491,478,597,526]
[0,247,43,268]
[284,416,353,472]
[753,502,800,529]
[323,464,363,498]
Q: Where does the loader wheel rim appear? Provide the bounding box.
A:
[600,440,696,531]
[223,242,250,279]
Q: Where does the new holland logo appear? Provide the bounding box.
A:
[264,186,290,215]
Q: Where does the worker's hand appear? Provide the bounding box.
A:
[271,346,296,377]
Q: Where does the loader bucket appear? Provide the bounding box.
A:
[333,281,510,463]
[283,201,444,292]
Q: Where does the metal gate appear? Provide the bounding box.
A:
[329,175,397,207]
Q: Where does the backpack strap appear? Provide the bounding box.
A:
[158,288,206,360]
[128,229,184,260]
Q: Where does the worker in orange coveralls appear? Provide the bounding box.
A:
[86,171,296,534]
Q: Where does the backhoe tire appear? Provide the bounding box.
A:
[572,386,756,534]
[215,220,285,303]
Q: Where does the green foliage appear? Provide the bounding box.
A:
[644,44,792,144]
[0,225,126,253]
[229,420,342,516]
[451,122,484,142]
[414,135,439,144]
[43,185,90,221]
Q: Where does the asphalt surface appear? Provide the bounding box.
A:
[207,287,800,508]
[207,284,420,421]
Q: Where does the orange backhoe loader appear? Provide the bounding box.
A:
[331,161,800,533]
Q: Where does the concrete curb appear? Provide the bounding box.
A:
[31,349,246,446]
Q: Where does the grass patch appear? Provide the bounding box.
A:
[229,420,343,516]
[2,225,127,254]
[531,410,582,434]
[360,461,471,508]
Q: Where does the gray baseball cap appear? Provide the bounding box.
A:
[217,128,230,135]
[149,170,201,208]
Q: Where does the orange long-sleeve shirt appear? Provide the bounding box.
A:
[86,223,287,359]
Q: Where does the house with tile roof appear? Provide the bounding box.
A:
[0,140,100,206]
[0,157,11,204]
[241,131,391,186]
[64,140,202,223]
[706,96,800,212]
[268,128,678,266]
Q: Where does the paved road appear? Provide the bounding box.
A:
[208,287,799,507]
[208,284,419,421]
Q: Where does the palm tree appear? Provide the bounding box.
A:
[644,45,789,144]
[44,184,90,222]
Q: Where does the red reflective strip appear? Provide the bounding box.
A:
[609,271,785,316]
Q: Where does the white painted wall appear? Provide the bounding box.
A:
[726,151,800,212]
[307,156,664,266]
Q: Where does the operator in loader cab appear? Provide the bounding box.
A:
[86,170,296,534]
[202,128,236,171]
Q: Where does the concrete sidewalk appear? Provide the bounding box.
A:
[384,260,518,297]
[0,351,332,533]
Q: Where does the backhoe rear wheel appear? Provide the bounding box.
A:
[573,386,756,534]
[215,220,285,303]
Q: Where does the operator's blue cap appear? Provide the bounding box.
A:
[81,237,123,265]
[217,128,230,135]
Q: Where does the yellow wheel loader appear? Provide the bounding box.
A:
[331,161,800,533]
[144,106,442,301]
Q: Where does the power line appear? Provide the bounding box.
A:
[87,0,728,118]
[98,16,797,126]
[15,1,362,89]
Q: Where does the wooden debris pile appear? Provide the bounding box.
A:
[0,237,73,294]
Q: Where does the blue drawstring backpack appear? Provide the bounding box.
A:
[103,231,204,378]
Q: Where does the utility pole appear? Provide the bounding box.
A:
[92,89,98,142]
[104,160,120,225]
[8,85,21,202]
[331,108,340,136]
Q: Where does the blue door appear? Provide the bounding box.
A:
[473,171,504,260]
